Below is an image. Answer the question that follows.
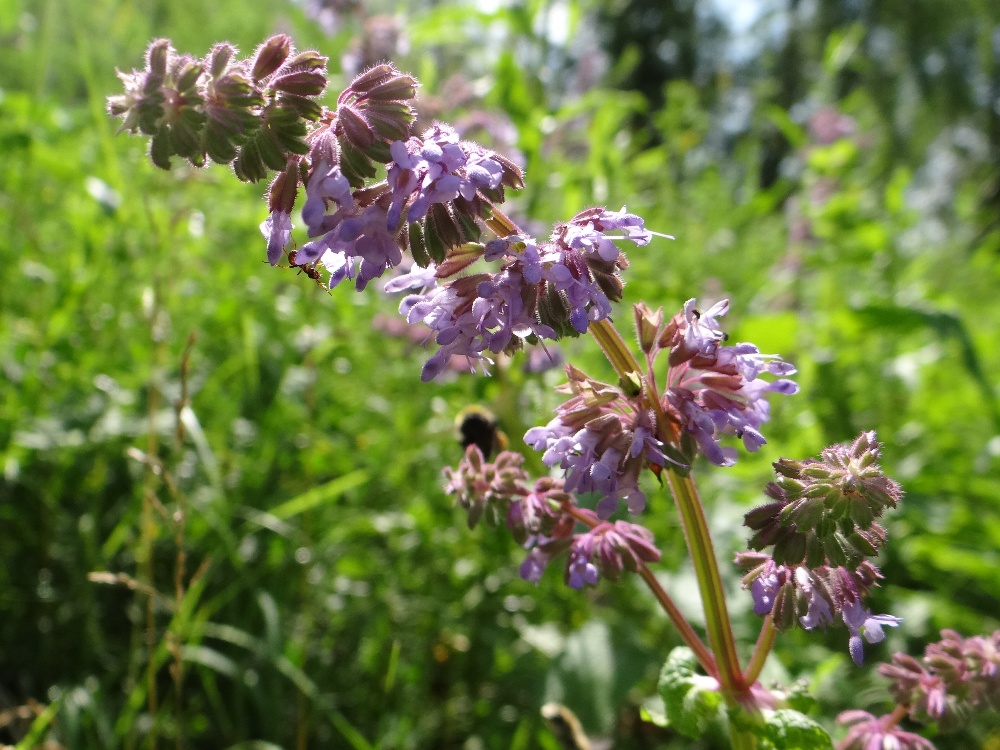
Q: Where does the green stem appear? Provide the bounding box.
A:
[589,319,641,380]
[588,319,746,701]
[665,470,745,698]
[744,615,776,686]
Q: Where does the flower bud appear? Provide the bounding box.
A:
[365,76,419,102]
[793,497,827,530]
[775,477,806,495]
[147,38,171,78]
[773,458,803,478]
[744,502,783,531]
[815,516,837,538]
[805,535,825,568]
[772,582,797,630]
[775,531,807,566]
[338,104,376,151]
[823,534,849,567]
[252,34,291,81]
[634,302,663,355]
[208,42,236,78]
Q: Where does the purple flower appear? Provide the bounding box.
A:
[661,299,798,466]
[566,533,600,589]
[399,265,556,381]
[383,262,439,293]
[301,159,353,234]
[385,123,503,230]
[557,520,662,589]
[339,205,403,290]
[260,210,293,265]
[520,547,549,584]
[749,562,780,616]
[836,710,936,750]
[843,602,902,665]
[297,203,403,290]
[524,366,674,518]
[799,584,835,630]
[399,274,493,380]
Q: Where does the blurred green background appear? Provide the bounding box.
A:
[1,0,999,747]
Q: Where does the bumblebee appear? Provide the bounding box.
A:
[541,703,592,750]
[454,405,508,459]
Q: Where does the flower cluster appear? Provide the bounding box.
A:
[442,445,571,539]
[879,629,1000,730]
[385,123,506,231]
[521,517,661,590]
[743,430,901,566]
[112,39,671,383]
[117,37,1000,750]
[390,207,653,380]
[287,122,523,291]
[737,432,904,664]
[836,710,935,750]
[737,552,900,665]
[651,300,799,467]
[524,363,669,518]
[108,35,328,179]
[521,298,799,525]
[442,445,661,589]
[259,62,422,282]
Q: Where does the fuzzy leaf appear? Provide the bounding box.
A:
[657,647,723,739]
[761,709,832,749]
[233,138,267,182]
[149,129,173,169]
[338,141,376,187]
[408,221,430,268]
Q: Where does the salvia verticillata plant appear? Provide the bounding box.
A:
[109,34,999,749]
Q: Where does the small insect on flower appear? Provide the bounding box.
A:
[454,405,508,459]
[287,250,325,283]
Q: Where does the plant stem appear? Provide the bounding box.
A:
[744,615,776,686]
[665,469,745,698]
[588,319,747,701]
[880,704,910,731]
[143,287,162,750]
[589,319,641,380]
[636,565,719,679]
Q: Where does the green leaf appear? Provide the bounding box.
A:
[409,220,430,268]
[181,644,240,679]
[657,647,723,738]
[761,709,833,749]
[149,128,173,170]
[268,470,369,520]
[234,137,267,182]
[338,140,377,187]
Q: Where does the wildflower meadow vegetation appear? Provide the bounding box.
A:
[1,0,999,748]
